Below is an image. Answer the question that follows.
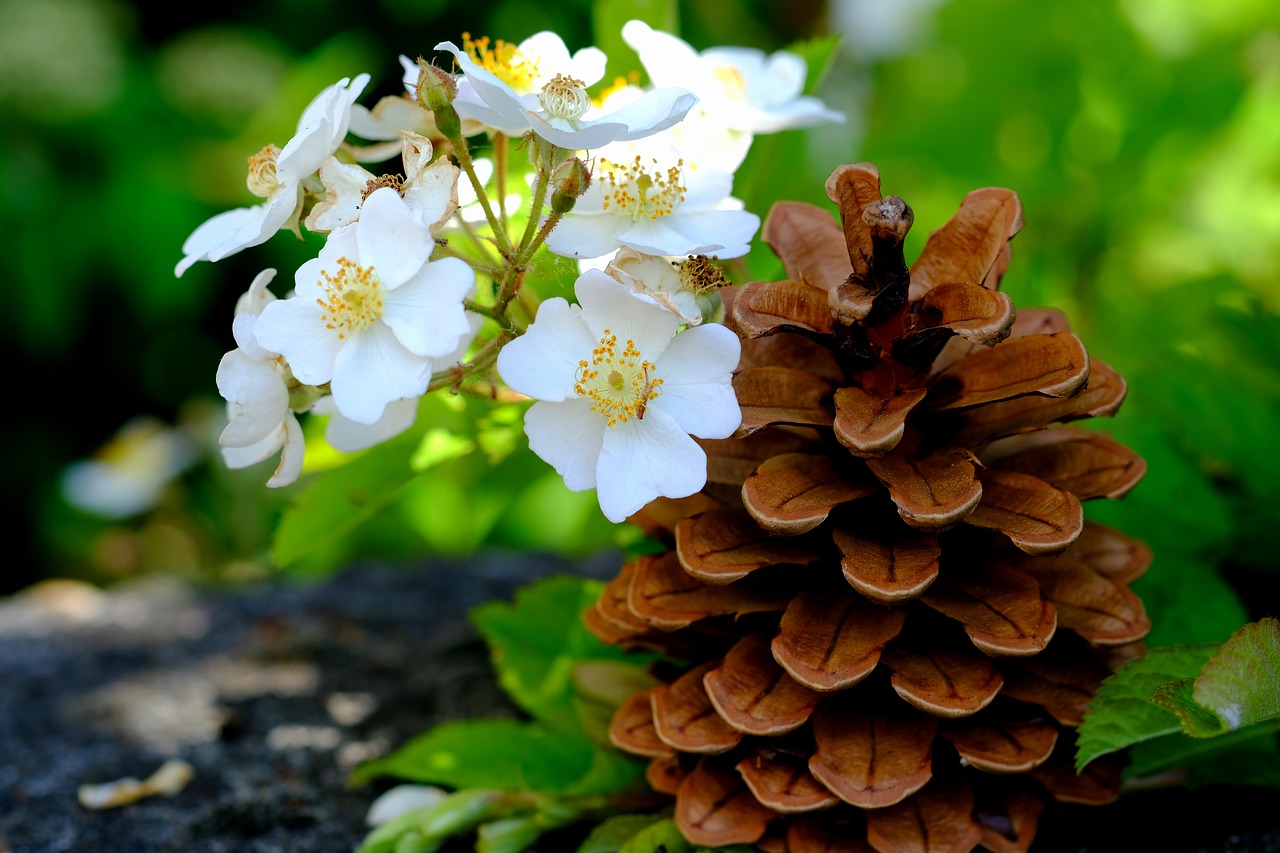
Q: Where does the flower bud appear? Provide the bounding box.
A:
[549,157,591,215]
[414,59,457,112]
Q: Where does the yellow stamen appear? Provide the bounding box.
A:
[462,32,541,93]
[574,329,663,427]
[599,156,686,221]
[315,257,386,340]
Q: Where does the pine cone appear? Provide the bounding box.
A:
[586,163,1152,853]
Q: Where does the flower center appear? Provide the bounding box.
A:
[315,257,386,339]
[711,63,748,102]
[574,329,663,427]
[538,74,591,120]
[678,254,727,295]
[599,156,686,221]
[246,145,283,198]
[462,32,541,93]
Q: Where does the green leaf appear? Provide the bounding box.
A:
[351,719,600,792]
[591,0,678,86]
[618,817,692,853]
[477,817,543,853]
[272,430,419,567]
[470,576,652,729]
[1150,678,1227,737]
[576,813,671,853]
[787,34,843,95]
[1075,644,1218,770]
[1128,724,1280,787]
[1193,617,1280,732]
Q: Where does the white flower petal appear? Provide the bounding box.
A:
[609,87,699,142]
[176,206,262,277]
[650,324,741,439]
[266,413,307,488]
[655,208,760,260]
[596,408,707,522]
[234,268,279,317]
[356,188,431,289]
[216,350,290,448]
[576,271,680,361]
[403,154,459,234]
[435,42,531,129]
[621,21,702,90]
[319,395,419,453]
[221,420,285,470]
[330,323,432,424]
[497,297,594,402]
[381,257,474,358]
[350,95,434,141]
[524,399,606,491]
[208,187,300,262]
[306,158,375,232]
[543,212,632,259]
[254,296,343,386]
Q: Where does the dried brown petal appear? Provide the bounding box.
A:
[916,281,1016,347]
[864,779,984,853]
[676,508,824,584]
[975,788,1043,853]
[675,758,777,846]
[809,697,936,808]
[763,201,853,292]
[1064,522,1152,583]
[982,426,1146,501]
[834,527,941,603]
[825,162,883,277]
[947,361,1128,447]
[965,469,1084,555]
[922,560,1057,656]
[880,643,1005,718]
[646,752,689,795]
[1029,742,1121,805]
[909,186,1024,300]
[735,367,835,437]
[928,333,1089,412]
[608,689,670,758]
[736,747,841,813]
[629,551,789,630]
[704,633,823,736]
[833,386,929,457]
[743,453,879,534]
[772,588,906,691]
[788,813,876,853]
[1017,556,1151,646]
[1000,646,1111,727]
[651,661,744,754]
[732,279,838,338]
[700,427,820,487]
[866,448,983,529]
[940,706,1059,773]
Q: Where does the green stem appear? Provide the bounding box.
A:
[462,299,504,323]
[494,132,509,233]
[436,242,501,280]
[453,136,513,257]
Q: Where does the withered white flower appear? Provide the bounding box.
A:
[305,131,458,234]
[253,188,474,425]
[175,74,370,277]
[497,271,741,522]
[604,248,728,326]
[435,33,696,150]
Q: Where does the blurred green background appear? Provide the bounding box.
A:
[5,0,1277,655]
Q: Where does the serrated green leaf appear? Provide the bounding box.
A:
[1150,678,1226,737]
[350,719,597,792]
[576,813,671,853]
[1076,644,1218,770]
[619,817,692,853]
[471,576,653,729]
[272,430,419,567]
[1194,617,1280,732]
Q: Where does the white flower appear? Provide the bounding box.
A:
[497,270,741,522]
[604,248,727,326]
[61,417,195,518]
[434,34,696,150]
[305,131,458,233]
[216,269,307,488]
[175,74,370,277]
[621,21,844,173]
[253,188,475,425]
[543,138,759,261]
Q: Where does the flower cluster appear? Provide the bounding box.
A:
[180,23,842,521]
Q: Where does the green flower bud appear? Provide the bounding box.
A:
[414,59,457,112]
[550,157,591,215]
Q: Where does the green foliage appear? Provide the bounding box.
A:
[1078,619,1280,784]
[576,813,672,853]
[592,0,678,84]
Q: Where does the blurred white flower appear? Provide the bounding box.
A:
[497,271,741,522]
[61,418,195,518]
[436,34,696,150]
[175,74,370,277]
[253,188,474,425]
